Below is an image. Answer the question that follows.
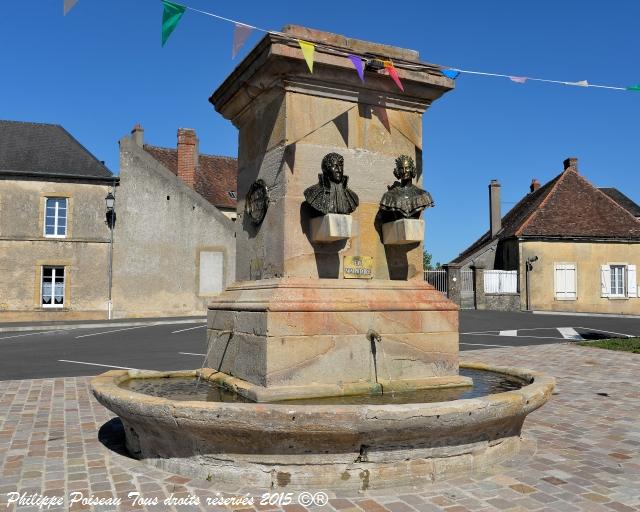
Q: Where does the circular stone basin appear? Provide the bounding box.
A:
[91,362,554,491]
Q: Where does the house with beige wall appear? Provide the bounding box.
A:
[111,125,236,318]
[0,120,117,321]
[451,157,640,314]
[0,120,237,321]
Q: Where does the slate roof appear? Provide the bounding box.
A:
[599,188,640,217]
[0,120,114,181]
[452,165,640,264]
[143,145,237,210]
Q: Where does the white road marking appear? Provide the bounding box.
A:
[557,327,584,340]
[0,330,61,340]
[75,325,151,339]
[172,325,206,334]
[178,352,206,356]
[460,342,505,348]
[499,330,518,337]
[58,359,136,370]
[462,332,566,340]
[574,327,634,338]
[461,331,499,335]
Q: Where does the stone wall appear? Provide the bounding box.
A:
[112,137,236,318]
[485,293,521,311]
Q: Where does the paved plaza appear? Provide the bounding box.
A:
[0,342,638,511]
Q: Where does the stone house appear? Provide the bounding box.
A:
[449,157,640,314]
[0,120,117,321]
[112,125,236,318]
[0,120,237,321]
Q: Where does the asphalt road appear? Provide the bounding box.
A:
[1,311,639,380]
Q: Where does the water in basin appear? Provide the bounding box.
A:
[118,368,525,405]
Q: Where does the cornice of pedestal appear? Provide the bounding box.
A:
[209,27,454,126]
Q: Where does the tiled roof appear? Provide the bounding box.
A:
[143,145,237,209]
[452,166,640,264]
[0,120,114,180]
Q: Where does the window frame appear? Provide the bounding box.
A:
[609,264,627,298]
[43,197,68,238]
[41,266,65,308]
[554,262,577,301]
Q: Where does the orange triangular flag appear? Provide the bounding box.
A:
[298,40,315,73]
[384,61,404,92]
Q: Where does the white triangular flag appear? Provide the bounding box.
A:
[232,23,253,59]
[64,0,78,15]
[574,80,589,87]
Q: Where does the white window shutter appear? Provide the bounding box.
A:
[601,265,611,297]
[566,264,577,299]
[627,265,637,297]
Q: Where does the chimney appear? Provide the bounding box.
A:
[563,157,578,171]
[530,178,540,192]
[131,123,144,146]
[177,128,199,189]
[489,179,501,237]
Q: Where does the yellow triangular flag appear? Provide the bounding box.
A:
[298,40,315,73]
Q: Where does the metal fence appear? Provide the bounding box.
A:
[424,270,447,295]
[484,270,518,294]
[461,269,474,293]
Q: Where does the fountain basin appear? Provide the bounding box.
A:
[91,362,554,491]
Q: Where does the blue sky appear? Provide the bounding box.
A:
[2,1,639,264]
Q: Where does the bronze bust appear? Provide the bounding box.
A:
[304,153,359,215]
[380,155,434,219]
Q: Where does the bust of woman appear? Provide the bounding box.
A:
[304,153,359,215]
[379,155,434,220]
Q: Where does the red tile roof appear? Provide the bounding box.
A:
[452,166,640,264]
[143,145,237,209]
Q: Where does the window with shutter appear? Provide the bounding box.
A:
[554,263,577,300]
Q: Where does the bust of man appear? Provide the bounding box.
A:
[380,155,434,220]
[304,153,359,215]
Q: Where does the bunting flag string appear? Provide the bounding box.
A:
[64,0,640,94]
[63,0,78,15]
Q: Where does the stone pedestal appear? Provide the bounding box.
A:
[310,214,352,242]
[382,218,424,245]
[207,25,460,400]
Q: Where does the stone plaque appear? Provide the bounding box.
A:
[245,179,269,225]
[343,256,373,279]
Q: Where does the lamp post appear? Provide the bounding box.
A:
[105,191,116,319]
[525,255,538,311]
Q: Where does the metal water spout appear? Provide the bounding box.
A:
[367,330,382,388]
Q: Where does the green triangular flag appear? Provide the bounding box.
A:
[626,85,640,91]
[162,0,186,46]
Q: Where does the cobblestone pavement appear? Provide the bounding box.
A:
[0,343,638,511]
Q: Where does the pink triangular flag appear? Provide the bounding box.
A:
[384,61,404,92]
[509,76,527,84]
[232,23,253,59]
[348,54,365,82]
[64,0,78,15]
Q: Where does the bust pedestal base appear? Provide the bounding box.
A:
[310,214,352,242]
[383,218,424,245]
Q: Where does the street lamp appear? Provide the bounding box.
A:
[105,191,116,319]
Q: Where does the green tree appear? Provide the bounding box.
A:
[423,251,441,270]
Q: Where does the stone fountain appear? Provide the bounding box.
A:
[92,26,554,491]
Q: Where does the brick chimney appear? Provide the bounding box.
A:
[489,179,501,237]
[530,178,540,192]
[131,123,144,146]
[177,128,199,189]
[563,157,578,171]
